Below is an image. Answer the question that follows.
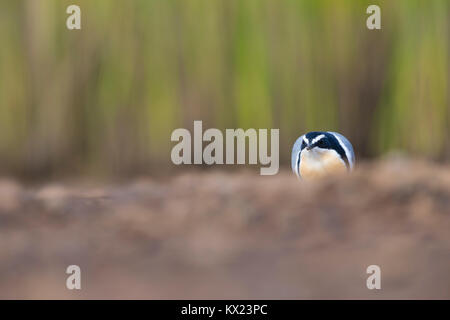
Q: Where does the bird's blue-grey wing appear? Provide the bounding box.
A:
[291,135,305,178]
[328,131,355,169]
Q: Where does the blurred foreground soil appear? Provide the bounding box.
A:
[0,157,449,299]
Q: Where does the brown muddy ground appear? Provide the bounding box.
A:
[0,157,449,299]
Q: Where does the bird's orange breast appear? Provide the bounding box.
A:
[300,150,347,179]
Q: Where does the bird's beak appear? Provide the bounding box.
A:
[306,144,314,151]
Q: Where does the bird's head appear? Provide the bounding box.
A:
[302,132,332,152]
[291,131,355,179]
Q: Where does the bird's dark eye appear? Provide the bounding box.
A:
[318,139,327,147]
[301,141,306,149]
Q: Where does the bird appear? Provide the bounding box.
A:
[291,131,355,179]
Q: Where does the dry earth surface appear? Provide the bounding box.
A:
[0,157,449,299]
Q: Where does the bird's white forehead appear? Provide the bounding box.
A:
[311,134,326,144]
[303,134,326,145]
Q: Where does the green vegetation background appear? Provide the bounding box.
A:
[0,0,449,177]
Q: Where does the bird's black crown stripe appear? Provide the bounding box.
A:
[304,132,350,169]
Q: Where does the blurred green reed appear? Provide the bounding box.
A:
[0,0,449,177]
